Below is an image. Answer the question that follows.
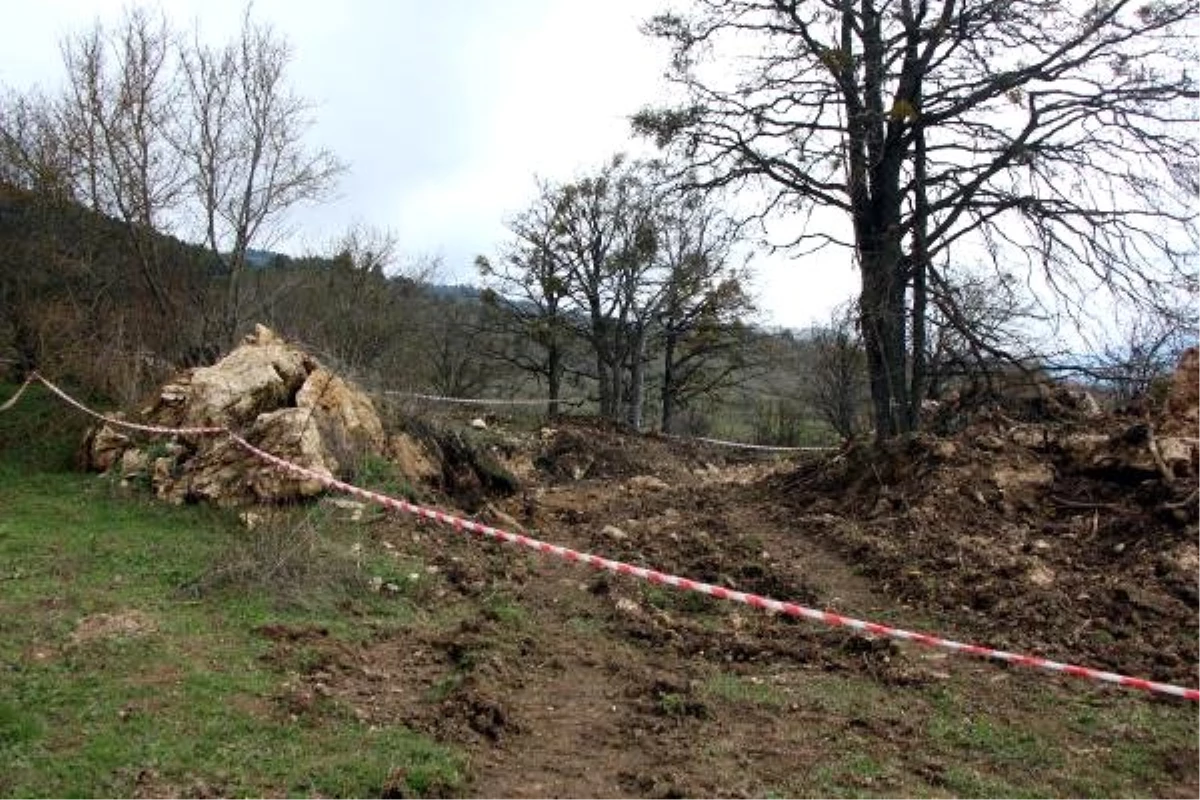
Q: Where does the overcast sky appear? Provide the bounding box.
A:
[0,0,860,330]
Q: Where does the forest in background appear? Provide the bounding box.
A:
[1,2,1196,445]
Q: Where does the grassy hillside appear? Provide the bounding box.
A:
[0,383,464,797]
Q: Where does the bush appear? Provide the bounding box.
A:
[181,512,367,610]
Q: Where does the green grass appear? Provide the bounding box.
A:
[0,381,95,472]
[0,384,466,796]
[702,672,787,709]
[349,451,421,503]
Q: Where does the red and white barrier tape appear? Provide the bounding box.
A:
[229,434,1200,701]
[6,374,1198,701]
[684,433,838,453]
[0,374,34,412]
[32,373,226,437]
[384,391,587,407]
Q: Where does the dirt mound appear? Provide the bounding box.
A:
[535,422,669,482]
[532,419,772,485]
[775,368,1199,686]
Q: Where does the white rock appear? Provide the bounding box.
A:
[601,524,628,541]
[238,511,264,530]
[629,475,670,491]
[1027,565,1055,587]
[615,597,641,615]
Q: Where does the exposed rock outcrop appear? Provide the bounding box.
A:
[83,325,387,505]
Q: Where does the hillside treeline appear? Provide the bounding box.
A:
[3,4,1194,446]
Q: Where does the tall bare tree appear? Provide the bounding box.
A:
[548,155,663,424]
[179,10,343,345]
[636,0,1199,441]
[59,6,189,324]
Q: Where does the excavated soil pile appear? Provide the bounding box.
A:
[775,350,1199,687]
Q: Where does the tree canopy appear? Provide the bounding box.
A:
[635,0,1198,440]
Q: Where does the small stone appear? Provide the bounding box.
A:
[470,417,488,430]
[931,440,958,460]
[1176,542,1195,573]
[629,475,670,491]
[1028,565,1055,587]
[601,524,628,541]
[615,597,640,615]
[975,434,1005,451]
[1032,539,1051,552]
[325,497,367,521]
[120,448,149,477]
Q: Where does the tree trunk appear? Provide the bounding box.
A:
[859,248,909,442]
[627,325,648,431]
[661,328,678,433]
[608,360,625,425]
[902,3,928,432]
[596,358,615,420]
[547,343,563,419]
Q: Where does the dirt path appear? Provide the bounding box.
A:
[259,429,1197,797]
[352,462,993,796]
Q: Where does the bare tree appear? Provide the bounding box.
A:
[655,183,756,432]
[179,9,344,345]
[422,301,492,399]
[309,223,404,371]
[922,269,1041,402]
[477,188,578,417]
[484,158,760,429]
[548,155,663,425]
[331,221,400,278]
[58,7,189,325]
[1090,306,1197,405]
[636,0,1198,441]
[0,88,75,201]
[805,302,869,440]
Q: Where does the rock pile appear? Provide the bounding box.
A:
[83,325,390,505]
